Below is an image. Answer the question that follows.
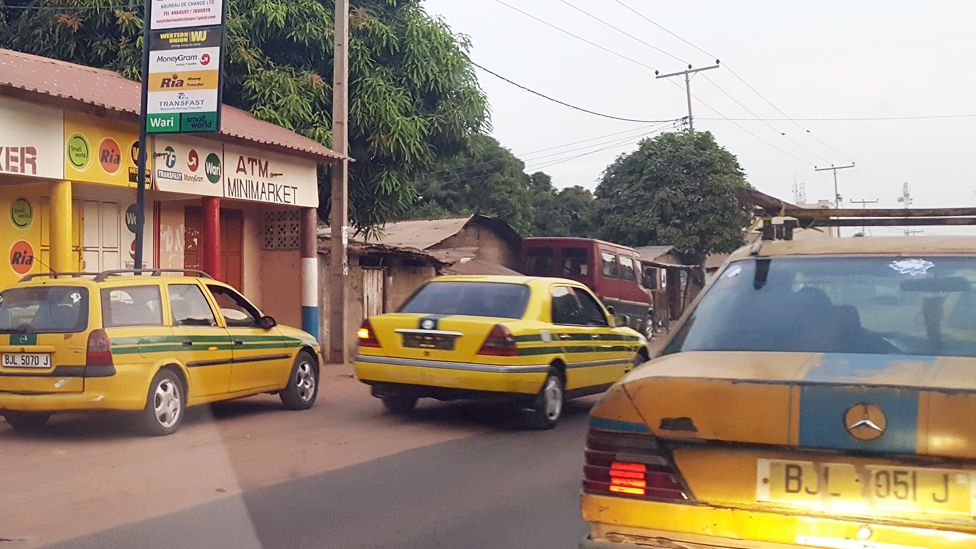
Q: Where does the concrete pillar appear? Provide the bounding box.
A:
[201,196,222,280]
[300,207,319,337]
[50,180,73,273]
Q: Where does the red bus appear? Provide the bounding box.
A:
[520,237,654,335]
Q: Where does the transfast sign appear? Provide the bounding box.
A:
[150,0,222,30]
[152,136,222,197]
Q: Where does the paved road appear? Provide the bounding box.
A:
[48,402,592,549]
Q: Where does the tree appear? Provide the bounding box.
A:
[409,134,598,236]
[594,131,752,264]
[0,0,488,232]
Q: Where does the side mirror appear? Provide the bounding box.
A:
[606,305,615,315]
[258,315,277,330]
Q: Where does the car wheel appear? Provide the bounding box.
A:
[141,369,185,436]
[526,369,564,430]
[280,351,318,410]
[631,350,649,371]
[3,411,50,431]
[381,394,418,414]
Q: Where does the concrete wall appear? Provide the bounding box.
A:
[433,222,519,269]
[260,249,301,329]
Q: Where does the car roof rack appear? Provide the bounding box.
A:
[20,272,101,282]
[93,269,214,282]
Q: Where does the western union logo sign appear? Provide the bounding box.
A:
[150,27,222,50]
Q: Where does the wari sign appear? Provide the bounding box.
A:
[146,2,224,134]
[64,113,150,187]
[223,145,318,208]
[150,0,222,30]
[152,136,223,197]
[0,97,64,180]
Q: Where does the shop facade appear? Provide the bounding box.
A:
[0,52,341,340]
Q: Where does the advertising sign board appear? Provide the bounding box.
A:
[146,25,223,134]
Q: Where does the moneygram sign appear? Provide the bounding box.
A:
[145,1,224,134]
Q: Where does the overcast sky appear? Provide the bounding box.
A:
[424,0,976,235]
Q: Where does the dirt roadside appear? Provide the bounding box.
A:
[0,365,495,548]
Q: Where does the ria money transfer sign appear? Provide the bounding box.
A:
[145,0,224,134]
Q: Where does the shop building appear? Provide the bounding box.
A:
[0,49,343,339]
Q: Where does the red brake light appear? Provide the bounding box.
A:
[357,320,381,348]
[86,329,114,367]
[477,324,518,357]
[583,428,694,502]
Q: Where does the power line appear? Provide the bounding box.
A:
[700,113,976,121]
[492,0,660,72]
[557,0,688,65]
[472,62,682,124]
[612,0,853,163]
[701,74,831,164]
[517,123,666,156]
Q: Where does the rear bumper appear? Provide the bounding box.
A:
[354,355,548,395]
[0,364,149,413]
[582,493,976,549]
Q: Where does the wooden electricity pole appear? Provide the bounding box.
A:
[329,0,350,363]
[814,163,856,208]
[654,62,720,133]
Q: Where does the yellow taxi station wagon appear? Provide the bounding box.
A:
[0,270,322,436]
[354,275,648,428]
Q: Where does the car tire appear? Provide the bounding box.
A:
[526,369,564,430]
[381,394,418,414]
[3,411,50,431]
[140,369,185,437]
[631,350,649,371]
[280,351,318,410]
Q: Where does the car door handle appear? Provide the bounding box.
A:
[182,340,193,347]
[234,340,244,347]
[558,334,573,340]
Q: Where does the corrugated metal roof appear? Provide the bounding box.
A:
[366,216,473,250]
[0,48,344,162]
[634,245,675,260]
[442,258,521,276]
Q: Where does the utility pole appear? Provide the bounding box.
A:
[655,61,720,133]
[329,0,350,363]
[814,163,856,208]
[849,198,879,236]
[896,182,921,236]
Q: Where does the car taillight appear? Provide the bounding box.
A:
[583,428,695,502]
[477,324,518,357]
[357,320,381,348]
[86,329,114,367]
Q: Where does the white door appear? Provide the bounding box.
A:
[82,200,122,272]
[363,268,385,319]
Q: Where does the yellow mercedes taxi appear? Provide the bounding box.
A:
[581,237,976,549]
[354,275,648,428]
[0,269,322,436]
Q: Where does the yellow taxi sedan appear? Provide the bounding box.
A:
[354,275,647,428]
[0,269,322,436]
[581,237,976,549]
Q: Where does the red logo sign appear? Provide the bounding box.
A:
[201,54,211,66]
[188,149,200,172]
[9,240,34,275]
[130,240,137,261]
[98,138,122,174]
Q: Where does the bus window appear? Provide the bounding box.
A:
[524,248,555,276]
[619,256,636,281]
[560,248,590,277]
[601,251,619,278]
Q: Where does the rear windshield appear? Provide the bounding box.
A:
[0,286,89,334]
[665,256,976,358]
[400,282,531,319]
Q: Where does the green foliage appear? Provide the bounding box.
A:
[594,131,752,263]
[409,134,597,237]
[0,0,488,232]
